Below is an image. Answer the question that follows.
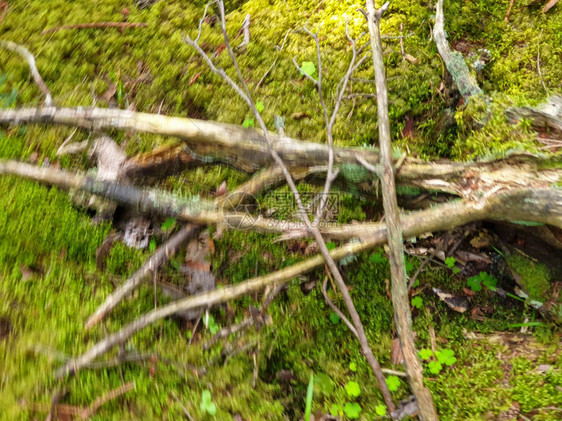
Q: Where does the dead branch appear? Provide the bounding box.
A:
[41,22,147,34]
[86,225,201,329]
[1,106,558,198]
[52,185,561,378]
[0,40,52,105]
[433,0,483,102]
[365,1,438,419]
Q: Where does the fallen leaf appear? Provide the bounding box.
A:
[433,288,468,313]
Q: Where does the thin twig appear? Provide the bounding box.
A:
[256,29,291,88]
[0,40,52,105]
[322,277,358,337]
[505,0,515,22]
[86,225,201,329]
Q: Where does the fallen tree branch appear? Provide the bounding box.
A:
[0,106,558,198]
[0,40,52,105]
[365,1,438,419]
[53,186,562,378]
[85,224,201,329]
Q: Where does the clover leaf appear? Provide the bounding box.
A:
[411,296,423,309]
[375,404,387,416]
[445,256,456,268]
[385,375,401,392]
[300,61,317,77]
[349,362,357,372]
[329,312,340,325]
[467,276,482,292]
[436,349,457,366]
[345,381,361,398]
[242,118,254,128]
[255,101,265,113]
[343,402,362,419]
[200,389,217,416]
[419,348,434,361]
[428,360,443,374]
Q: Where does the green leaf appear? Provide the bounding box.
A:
[200,389,216,415]
[467,276,482,292]
[242,117,255,128]
[330,403,343,417]
[255,101,265,113]
[148,238,156,252]
[445,256,456,268]
[436,349,457,366]
[345,381,361,398]
[161,217,176,231]
[201,389,211,403]
[411,296,423,309]
[375,404,387,416]
[300,61,317,77]
[452,266,461,274]
[325,242,336,250]
[428,360,443,374]
[385,375,401,392]
[329,312,340,325]
[419,348,434,360]
[480,272,498,289]
[304,374,314,421]
[314,372,334,395]
[343,402,362,419]
[349,362,357,372]
[206,402,216,416]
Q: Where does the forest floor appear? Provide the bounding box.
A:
[0,1,561,420]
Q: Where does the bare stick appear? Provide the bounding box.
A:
[86,225,201,329]
[41,22,147,34]
[365,2,438,419]
[0,40,52,105]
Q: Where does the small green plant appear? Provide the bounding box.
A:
[242,117,255,128]
[348,362,357,372]
[345,381,361,398]
[385,375,401,392]
[204,313,220,334]
[411,296,423,309]
[467,271,497,292]
[299,61,317,77]
[445,256,461,274]
[343,402,362,419]
[329,311,340,325]
[375,404,387,416]
[148,237,156,252]
[255,101,265,113]
[200,390,217,416]
[325,242,336,251]
[304,374,314,421]
[419,348,457,374]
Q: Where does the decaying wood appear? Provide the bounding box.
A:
[53,185,561,378]
[0,106,558,199]
[365,1,438,419]
[433,0,483,102]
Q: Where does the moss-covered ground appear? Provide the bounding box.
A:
[1,1,561,420]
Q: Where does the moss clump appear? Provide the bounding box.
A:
[506,253,551,302]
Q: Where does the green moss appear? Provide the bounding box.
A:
[506,253,551,301]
